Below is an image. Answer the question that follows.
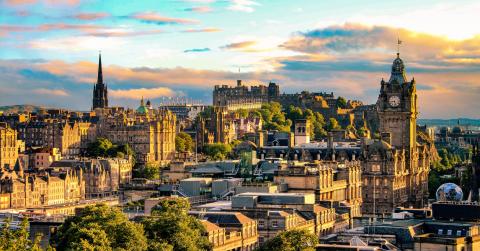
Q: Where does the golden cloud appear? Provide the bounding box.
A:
[110,87,176,99]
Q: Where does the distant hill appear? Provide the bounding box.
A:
[0,105,46,114]
[418,118,480,127]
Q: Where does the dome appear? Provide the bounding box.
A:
[436,183,463,202]
[452,126,463,134]
[136,97,148,114]
[389,53,407,84]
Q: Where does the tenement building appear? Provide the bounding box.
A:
[0,123,19,169]
[98,99,176,165]
[50,157,132,198]
[0,163,84,209]
[361,53,435,216]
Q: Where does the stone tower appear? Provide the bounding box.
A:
[92,53,108,110]
[377,52,417,153]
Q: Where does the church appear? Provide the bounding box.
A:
[360,52,436,216]
[90,54,177,166]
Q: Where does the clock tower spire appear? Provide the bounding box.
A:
[377,51,417,151]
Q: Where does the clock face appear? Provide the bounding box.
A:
[389,96,400,107]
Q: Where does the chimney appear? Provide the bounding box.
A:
[327,132,334,150]
[381,132,392,145]
[237,80,242,87]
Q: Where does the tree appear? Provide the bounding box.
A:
[86,137,113,157]
[326,118,341,131]
[285,106,303,122]
[337,96,347,108]
[135,162,161,180]
[175,132,194,152]
[142,198,210,251]
[51,204,147,251]
[0,218,42,251]
[203,143,232,160]
[256,229,318,251]
[86,138,134,159]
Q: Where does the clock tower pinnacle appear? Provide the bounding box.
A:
[377,52,417,152]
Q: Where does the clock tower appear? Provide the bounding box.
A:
[377,52,417,152]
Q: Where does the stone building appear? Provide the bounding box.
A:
[228,193,322,244]
[50,158,132,198]
[17,120,82,158]
[0,122,19,169]
[194,211,259,251]
[273,160,363,218]
[213,80,279,110]
[0,163,84,209]
[22,147,62,170]
[98,100,176,165]
[361,53,434,216]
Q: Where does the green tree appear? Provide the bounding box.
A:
[255,229,318,251]
[285,106,303,122]
[203,143,232,160]
[326,118,341,131]
[86,138,134,159]
[199,106,214,118]
[51,204,147,251]
[86,137,113,157]
[337,96,347,108]
[0,218,42,251]
[175,132,194,152]
[142,198,210,251]
[135,162,161,180]
[236,108,249,118]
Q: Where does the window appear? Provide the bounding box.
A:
[457,230,462,236]
[447,229,452,235]
[371,164,380,172]
[272,220,278,228]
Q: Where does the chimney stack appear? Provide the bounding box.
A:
[327,132,334,150]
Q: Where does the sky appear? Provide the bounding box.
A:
[0,0,480,118]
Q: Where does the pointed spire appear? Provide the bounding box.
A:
[97,51,103,85]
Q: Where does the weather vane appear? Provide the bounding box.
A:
[397,38,402,55]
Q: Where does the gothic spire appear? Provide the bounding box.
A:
[97,51,103,85]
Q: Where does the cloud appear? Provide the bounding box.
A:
[280,23,480,72]
[128,12,199,25]
[4,0,79,5]
[183,6,213,13]
[182,27,221,33]
[32,88,69,96]
[227,0,260,13]
[265,23,480,118]
[184,48,211,53]
[110,87,176,99]
[0,23,106,35]
[83,29,164,37]
[73,12,110,20]
[221,41,257,50]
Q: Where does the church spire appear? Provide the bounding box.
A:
[92,52,108,110]
[97,51,103,85]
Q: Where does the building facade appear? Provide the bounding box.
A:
[361,53,433,216]
[0,122,19,169]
